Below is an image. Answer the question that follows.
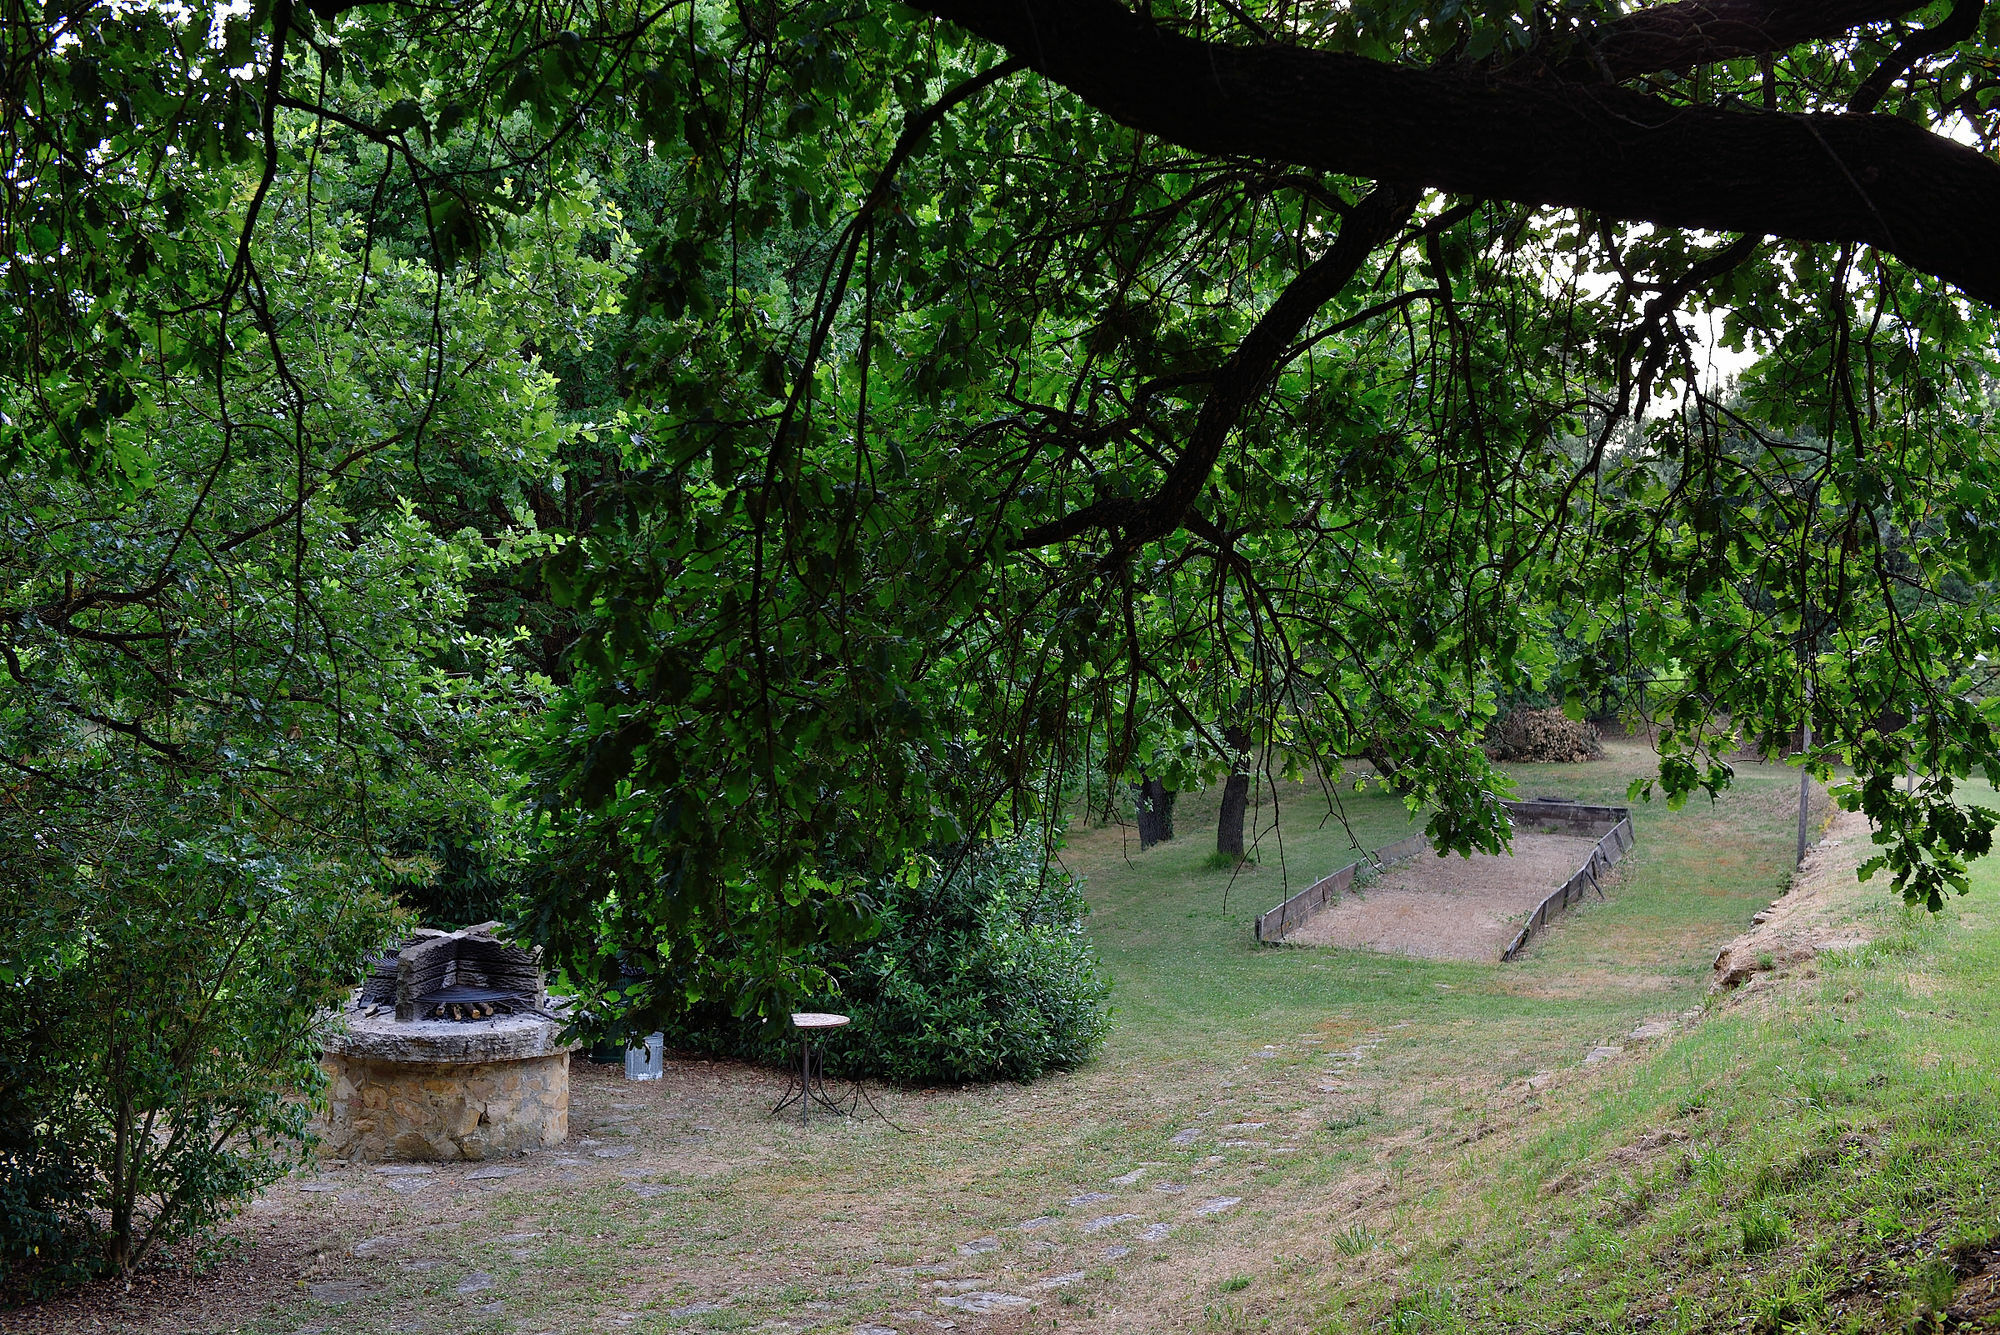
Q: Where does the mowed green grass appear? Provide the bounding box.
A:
[1335,786,2000,1335]
[1070,740,1821,1071]
[1142,768,2000,1335]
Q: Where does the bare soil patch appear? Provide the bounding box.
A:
[1711,806,1877,988]
[1281,834,1602,961]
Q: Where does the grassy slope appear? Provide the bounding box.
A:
[1069,756,2000,1334]
[1355,790,2000,1335]
[1077,744,1822,1082]
[31,744,1991,1335]
[1065,748,2000,1333]
[1100,742,1792,962]
[1052,746,1800,1316]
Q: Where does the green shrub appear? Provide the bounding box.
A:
[379,812,523,929]
[0,989,98,1297]
[0,826,400,1296]
[664,836,1112,1084]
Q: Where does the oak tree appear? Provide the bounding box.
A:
[12,0,2000,1029]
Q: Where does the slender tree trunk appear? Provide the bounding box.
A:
[109,1091,133,1276]
[1217,724,1252,861]
[1135,774,1175,848]
[1797,681,1814,868]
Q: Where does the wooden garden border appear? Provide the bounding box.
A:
[1252,831,1430,944]
[1253,798,1634,958]
[1499,804,1634,960]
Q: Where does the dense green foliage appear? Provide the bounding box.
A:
[0,838,396,1295]
[664,837,1111,1083]
[501,0,2000,1025]
[9,0,2000,1291]
[1,33,618,1282]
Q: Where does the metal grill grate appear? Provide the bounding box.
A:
[355,923,547,1022]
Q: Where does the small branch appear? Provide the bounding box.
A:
[1850,0,1986,113]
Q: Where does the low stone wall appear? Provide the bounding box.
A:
[318,1050,571,1162]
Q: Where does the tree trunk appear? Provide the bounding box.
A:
[1135,774,1175,849]
[1217,725,1252,861]
[108,1091,134,1277]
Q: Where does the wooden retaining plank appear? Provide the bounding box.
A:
[1374,833,1432,864]
[1499,815,1634,961]
[1258,801,1636,954]
[1253,823,1454,941]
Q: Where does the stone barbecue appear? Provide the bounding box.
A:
[316,923,577,1161]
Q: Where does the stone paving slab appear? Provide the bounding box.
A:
[939,1292,1029,1314]
[1081,1213,1141,1232]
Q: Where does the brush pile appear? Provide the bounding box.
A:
[1487,707,1605,763]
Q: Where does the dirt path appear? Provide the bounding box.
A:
[5,1058,1425,1335]
[1282,834,1602,961]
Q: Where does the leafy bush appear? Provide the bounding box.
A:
[0,988,97,1298]
[1485,707,1606,763]
[0,824,401,1297]
[0,54,602,1299]
[380,812,524,929]
[664,837,1112,1084]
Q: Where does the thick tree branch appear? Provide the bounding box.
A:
[907,0,2000,307]
[1586,0,1926,78]
[1013,183,1417,550]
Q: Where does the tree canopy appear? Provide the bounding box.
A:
[9,0,2000,1028]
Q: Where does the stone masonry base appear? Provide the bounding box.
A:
[317,1051,570,1161]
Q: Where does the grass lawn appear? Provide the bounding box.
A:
[1085,740,1819,1077]
[1346,779,2000,1335]
[15,742,1997,1335]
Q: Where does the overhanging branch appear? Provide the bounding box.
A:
[906,0,2000,307]
[1012,183,1417,550]
[1849,0,1987,112]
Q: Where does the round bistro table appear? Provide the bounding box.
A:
[772,1012,852,1126]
